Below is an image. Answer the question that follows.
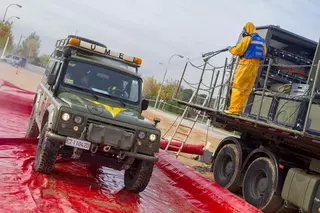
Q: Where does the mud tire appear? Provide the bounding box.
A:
[213,144,241,193]
[124,159,154,193]
[33,123,60,174]
[242,157,283,213]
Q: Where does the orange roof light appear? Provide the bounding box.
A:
[68,38,80,46]
[133,57,142,65]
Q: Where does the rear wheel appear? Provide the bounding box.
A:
[124,159,154,193]
[33,123,60,174]
[242,157,283,213]
[213,144,241,192]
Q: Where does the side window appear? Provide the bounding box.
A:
[52,62,61,75]
[45,60,56,76]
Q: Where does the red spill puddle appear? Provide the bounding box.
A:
[0,80,261,213]
[0,140,205,213]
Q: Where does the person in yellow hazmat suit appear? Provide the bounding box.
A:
[224,22,267,115]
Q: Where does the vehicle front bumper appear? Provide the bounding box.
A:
[46,131,158,162]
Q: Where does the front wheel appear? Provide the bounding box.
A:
[242,157,283,213]
[124,159,154,193]
[33,123,60,174]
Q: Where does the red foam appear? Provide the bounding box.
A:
[0,79,261,213]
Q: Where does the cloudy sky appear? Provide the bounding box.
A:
[1,0,319,81]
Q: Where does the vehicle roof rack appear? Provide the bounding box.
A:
[51,36,142,69]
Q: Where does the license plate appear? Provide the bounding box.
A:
[65,137,91,150]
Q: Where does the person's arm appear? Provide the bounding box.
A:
[229,36,252,56]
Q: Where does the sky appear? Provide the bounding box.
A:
[1,0,320,82]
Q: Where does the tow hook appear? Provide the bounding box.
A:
[117,151,126,160]
[90,144,98,154]
[103,145,111,152]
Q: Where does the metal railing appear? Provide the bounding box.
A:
[172,55,320,137]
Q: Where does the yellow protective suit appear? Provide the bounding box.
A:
[225,22,267,115]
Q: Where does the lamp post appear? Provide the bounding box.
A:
[16,35,25,50]
[1,17,20,59]
[154,54,184,109]
[2,4,22,22]
[5,16,20,24]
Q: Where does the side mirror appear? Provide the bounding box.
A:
[141,99,149,111]
[47,73,56,86]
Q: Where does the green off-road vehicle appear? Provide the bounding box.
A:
[26,35,161,193]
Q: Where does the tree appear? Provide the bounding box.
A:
[142,76,160,99]
[160,79,179,101]
[179,88,194,102]
[0,22,14,53]
[39,54,50,67]
[19,32,41,60]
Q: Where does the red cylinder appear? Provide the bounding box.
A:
[160,140,204,155]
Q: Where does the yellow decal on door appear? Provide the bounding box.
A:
[87,99,126,118]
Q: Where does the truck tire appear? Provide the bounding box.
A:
[213,144,241,192]
[124,159,154,193]
[242,157,283,213]
[25,103,39,138]
[33,123,60,174]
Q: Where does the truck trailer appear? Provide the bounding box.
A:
[170,25,320,213]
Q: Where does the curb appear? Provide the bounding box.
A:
[155,150,262,213]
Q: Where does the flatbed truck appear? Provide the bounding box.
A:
[173,25,320,213]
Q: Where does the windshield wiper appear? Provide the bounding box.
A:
[103,93,126,107]
[117,99,126,107]
[89,91,99,101]
[90,88,126,107]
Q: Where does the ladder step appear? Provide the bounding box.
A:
[183,117,197,122]
[168,145,181,149]
[178,124,192,129]
[172,138,187,143]
[176,131,190,136]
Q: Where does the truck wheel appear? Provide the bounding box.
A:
[33,123,60,174]
[242,157,283,213]
[25,105,39,138]
[124,159,154,193]
[213,144,241,192]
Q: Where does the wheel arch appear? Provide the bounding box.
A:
[210,136,246,171]
[41,110,49,131]
[40,104,56,131]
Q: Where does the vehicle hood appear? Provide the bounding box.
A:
[58,92,153,129]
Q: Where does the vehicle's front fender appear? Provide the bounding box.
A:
[41,104,58,131]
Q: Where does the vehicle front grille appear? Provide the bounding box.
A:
[86,118,135,134]
[86,119,136,150]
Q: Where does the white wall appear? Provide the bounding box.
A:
[25,63,46,75]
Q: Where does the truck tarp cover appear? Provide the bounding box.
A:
[0,79,261,213]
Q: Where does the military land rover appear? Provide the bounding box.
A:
[25,35,161,193]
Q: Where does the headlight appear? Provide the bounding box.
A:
[74,115,83,124]
[62,113,70,121]
[149,134,157,142]
[138,131,146,140]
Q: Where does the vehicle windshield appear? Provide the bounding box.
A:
[63,60,141,104]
